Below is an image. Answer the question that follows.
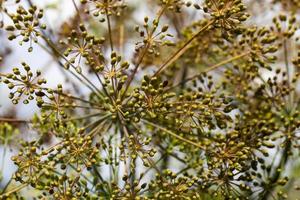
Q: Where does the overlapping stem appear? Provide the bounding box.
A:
[142,119,206,150]
[167,51,250,90]
[121,6,167,99]
[0,118,29,123]
[152,20,215,77]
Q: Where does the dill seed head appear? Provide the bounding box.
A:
[0,1,299,200]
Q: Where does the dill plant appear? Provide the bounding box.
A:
[0,0,300,199]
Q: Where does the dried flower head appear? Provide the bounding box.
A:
[5,5,46,52]
[0,1,300,200]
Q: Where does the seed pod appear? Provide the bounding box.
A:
[262,141,275,148]
[76,66,82,74]
[193,4,201,9]
[161,25,169,32]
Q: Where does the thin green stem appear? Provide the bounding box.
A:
[167,51,250,91]
[121,6,167,99]
[62,112,104,122]
[283,39,292,111]
[142,119,205,150]
[152,20,214,77]
[121,44,149,100]
[40,35,104,100]
[0,118,29,123]
[0,177,12,195]
[0,183,27,197]
[106,10,114,52]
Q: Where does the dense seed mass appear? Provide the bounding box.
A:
[0,0,299,199]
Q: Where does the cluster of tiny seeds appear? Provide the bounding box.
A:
[175,85,234,130]
[203,0,249,38]
[148,170,199,199]
[98,51,129,84]
[60,24,105,71]
[158,0,188,13]
[42,175,91,200]
[181,20,226,66]
[0,0,300,199]
[109,174,148,200]
[81,0,127,22]
[35,84,76,121]
[135,16,174,56]
[0,62,46,105]
[11,142,53,185]
[0,0,21,27]
[158,74,236,131]
[31,113,76,140]
[120,134,156,167]
[223,65,257,102]
[271,14,297,40]
[231,26,278,70]
[262,70,294,103]
[127,76,174,121]
[54,135,100,172]
[5,5,46,52]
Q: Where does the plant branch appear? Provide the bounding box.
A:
[167,51,250,91]
[106,10,114,51]
[142,119,205,150]
[121,6,167,99]
[0,118,29,123]
[152,20,214,77]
